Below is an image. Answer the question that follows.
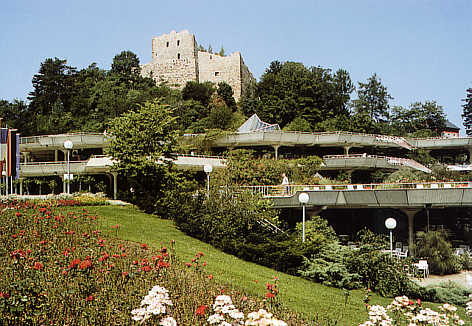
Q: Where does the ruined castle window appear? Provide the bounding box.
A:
[177,40,180,46]
[215,71,220,76]
[166,42,169,47]
[177,53,181,59]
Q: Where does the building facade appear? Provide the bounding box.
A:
[141,30,255,100]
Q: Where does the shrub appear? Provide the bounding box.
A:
[299,243,362,289]
[414,231,462,275]
[425,282,472,306]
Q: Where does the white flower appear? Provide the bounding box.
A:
[159,316,177,326]
[208,313,225,324]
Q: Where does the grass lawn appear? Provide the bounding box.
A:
[88,205,398,325]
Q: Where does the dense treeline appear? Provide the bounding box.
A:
[1,51,458,138]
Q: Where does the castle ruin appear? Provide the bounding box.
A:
[141,30,255,101]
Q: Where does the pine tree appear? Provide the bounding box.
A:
[462,87,472,136]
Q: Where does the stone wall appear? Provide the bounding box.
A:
[141,30,198,87]
[141,30,255,101]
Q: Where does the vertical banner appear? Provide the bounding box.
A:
[15,134,20,179]
[0,128,7,161]
[7,129,11,177]
[7,130,17,178]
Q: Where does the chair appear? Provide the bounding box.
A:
[397,249,408,258]
[395,242,402,250]
[415,260,429,278]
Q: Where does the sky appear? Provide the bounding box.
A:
[1,0,471,133]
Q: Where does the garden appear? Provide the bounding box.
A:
[2,196,472,325]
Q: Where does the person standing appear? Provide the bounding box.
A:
[281,173,289,195]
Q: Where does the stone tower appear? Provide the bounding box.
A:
[141,30,255,101]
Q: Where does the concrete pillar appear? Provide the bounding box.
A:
[19,178,23,195]
[344,146,351,155]
[23,152,30,163]
[401,208,421,257]
[55,150,59,162]
[112,172,118,200]
[273,145,280,160]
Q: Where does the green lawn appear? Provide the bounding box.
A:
[87,205,470,325]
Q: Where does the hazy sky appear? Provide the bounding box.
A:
[1,0,471,133]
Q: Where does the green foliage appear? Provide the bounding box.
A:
[384,168,429,183]
[425,282,472,306]
[217,82,236,110]
[414,231,462,275]
[106,99,183,213]
[353,73,392,123]
[283,117,312,132]
[213,149,323,186]
[110,50,141,78]
[462,87,472,136]
[241,61,354,129]
[295,217,338,246]
[207,97,233,130]
[182,81,215,107]
[300,243,363,289]
[391,101,446,137]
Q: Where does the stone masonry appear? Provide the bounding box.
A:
[141,30,255,101]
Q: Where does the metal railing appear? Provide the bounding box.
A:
[241,182,472,198]
[20,132,107,145]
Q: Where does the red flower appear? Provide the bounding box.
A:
[0,292,10,299]
[85,295,94,301]
[141,243,148,250]
[207,274,213,280]
[33,262,43,270]
[142,265,151,272]
[417,299,422,306]
[15,212,21,217]
[195,305,208,316]
[122,272,129,277]
[185,262,192,268]
[79,259,93,270]
[69,258,81,269]
[157,261,170,268]
[265,292,275,299]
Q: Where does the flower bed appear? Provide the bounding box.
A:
[0,205,299,324]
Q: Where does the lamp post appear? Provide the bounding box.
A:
[203,164,213,198]
[64,140,73,194]
[298,192,309,242]
[385,217,397,258]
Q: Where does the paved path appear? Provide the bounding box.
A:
[414,271,472,288]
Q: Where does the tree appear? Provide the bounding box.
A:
[217,82,236,110]
[106,99,180,213]
[27,58,77,134]
[353,73,392,122]
[391,101,446,136]
[242,61,353,129]
[111,50,140,78]
[462,87,472,136]
[182,81,215,106]
[218,46,225,56]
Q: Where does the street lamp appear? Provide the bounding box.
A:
[385,217,397,258]
[204,164,213,198]
[298,192,309,242]
[64,140,73,194]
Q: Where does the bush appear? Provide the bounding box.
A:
[425,282,472,306]
[414,231,462,275]
[299,243,362,289]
